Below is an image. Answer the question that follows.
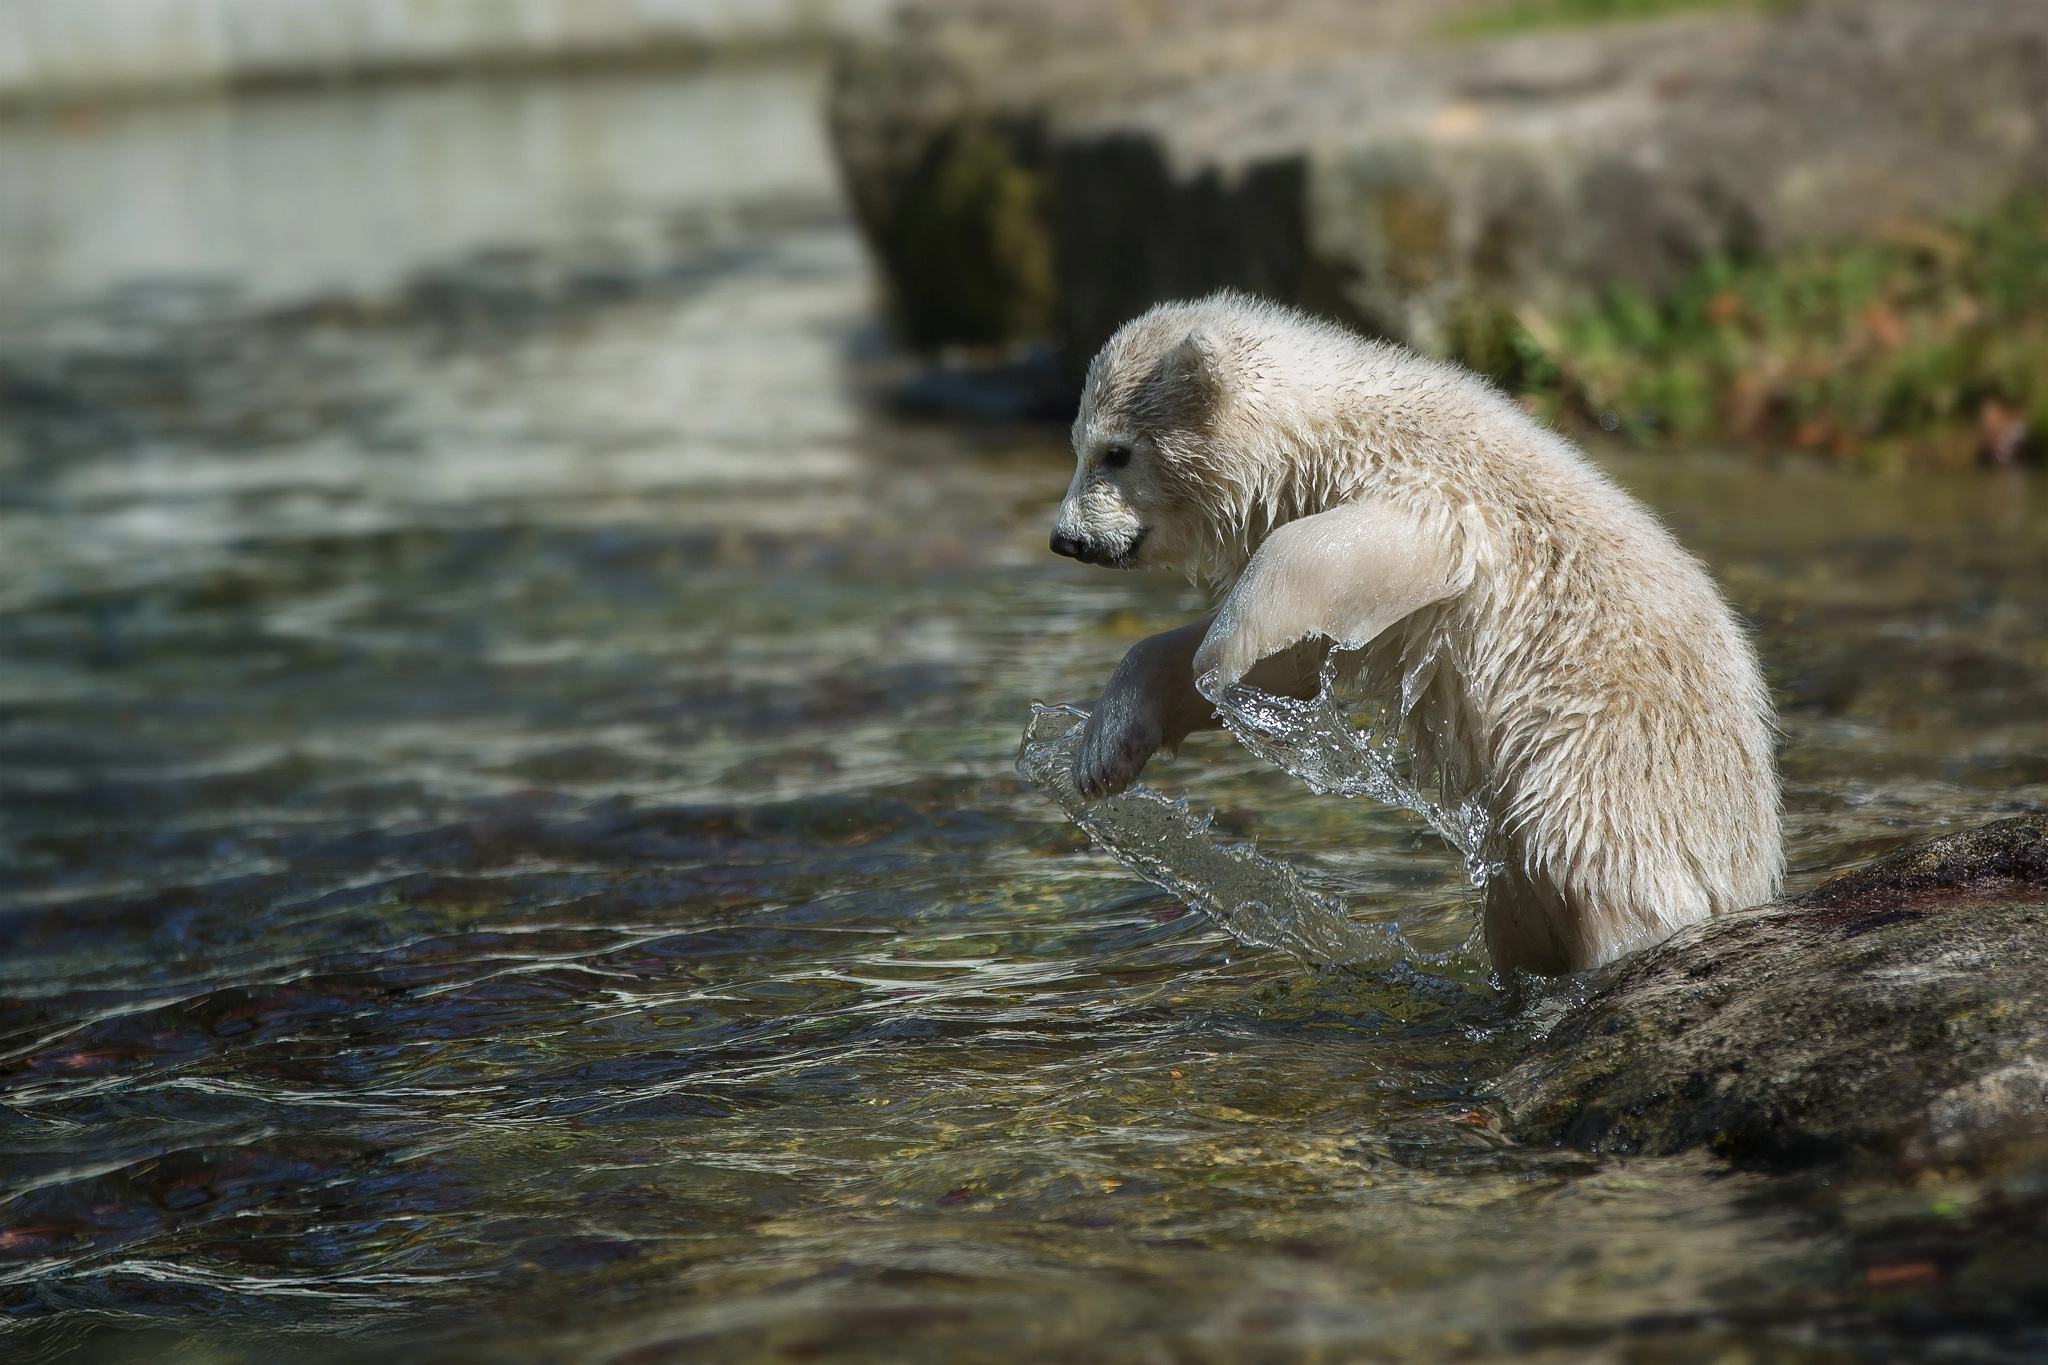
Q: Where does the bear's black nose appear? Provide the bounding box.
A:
[1049,531,1084,560]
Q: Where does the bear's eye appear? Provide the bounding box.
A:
[1102,444,1133,469]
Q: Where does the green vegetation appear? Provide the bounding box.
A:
[1455,198,2048,466]
[1446,0,1785,39]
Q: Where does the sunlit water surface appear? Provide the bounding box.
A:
[3,63,2047,1364]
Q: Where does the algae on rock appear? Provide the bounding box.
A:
[857,116,1055,349]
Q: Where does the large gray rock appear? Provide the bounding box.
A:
[830,0,2048,362]
[827,0,1483,349]
[1497,816,2048,1169]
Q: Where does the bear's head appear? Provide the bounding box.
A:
[1050,303,1229,579]
[1050,292,1350,588]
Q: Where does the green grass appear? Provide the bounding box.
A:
[1445,0,1782,39]
[1453,198,2048,466]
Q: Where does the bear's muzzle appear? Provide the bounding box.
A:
[1050,529,1145,568]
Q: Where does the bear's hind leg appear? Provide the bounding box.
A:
[1481,863,1575,977]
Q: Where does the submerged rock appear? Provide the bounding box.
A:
[1498,816,2048,1169]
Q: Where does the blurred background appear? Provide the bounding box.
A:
[1,2,2046,1361]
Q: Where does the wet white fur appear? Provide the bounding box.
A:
[1055,292,1782,974]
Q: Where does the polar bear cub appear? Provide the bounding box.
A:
[1049,292,1781,975]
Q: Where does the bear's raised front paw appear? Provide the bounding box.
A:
[1072,711,1161,800]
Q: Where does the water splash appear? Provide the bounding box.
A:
[1019,704,1415,968]
[1201,647,1505,892]
[1019,639,1505,969]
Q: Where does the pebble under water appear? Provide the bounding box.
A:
[4,62,2048,1364]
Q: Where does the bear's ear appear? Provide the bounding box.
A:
[1156,329,1225,417]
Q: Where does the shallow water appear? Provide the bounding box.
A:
[4,62,2048,1364]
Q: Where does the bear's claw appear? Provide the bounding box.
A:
[1071,711,1161,799]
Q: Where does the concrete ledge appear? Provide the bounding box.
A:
[0,0,895,103]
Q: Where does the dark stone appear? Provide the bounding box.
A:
[1050,138,1375,371]
[1496,816,2048,1169]
[1799,816,2048,909]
